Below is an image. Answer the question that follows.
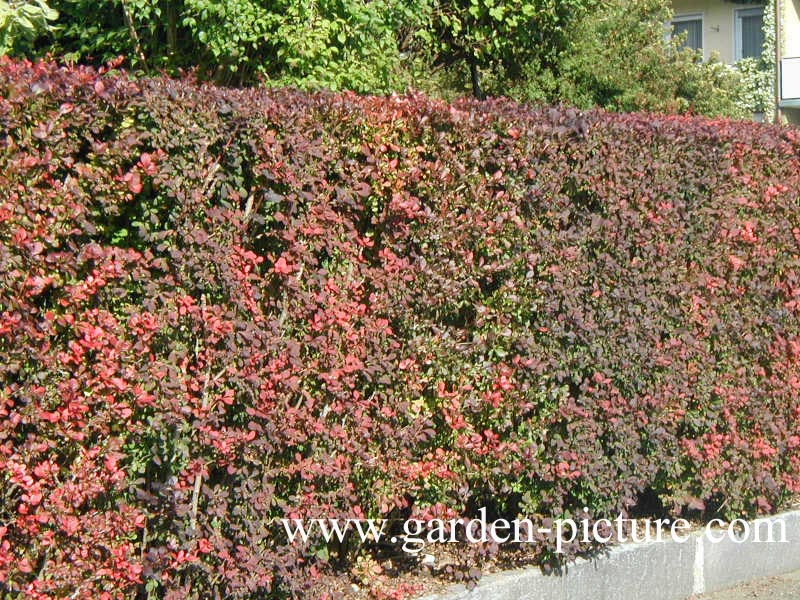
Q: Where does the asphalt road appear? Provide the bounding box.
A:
[692,570,800,599]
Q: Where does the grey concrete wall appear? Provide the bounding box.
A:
[419,509,800,600]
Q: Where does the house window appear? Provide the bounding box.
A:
[735,7,765,60]
[671,14,703,52]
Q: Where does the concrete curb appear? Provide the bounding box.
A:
[419,509,800,600]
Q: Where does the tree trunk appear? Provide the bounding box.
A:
[469,56,484,100]
[166,0,178,58]
[120,0,148,71]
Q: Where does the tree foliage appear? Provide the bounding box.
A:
[0,0,57,55]
[48,0,424,89]
[7,0,771,116]
[411,0,752,118]
[416,0,594,98]
[508,0,747,117]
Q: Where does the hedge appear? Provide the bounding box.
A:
[1,58,799,599]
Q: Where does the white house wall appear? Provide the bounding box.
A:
[783,0,800,57]
[781,0,800,122]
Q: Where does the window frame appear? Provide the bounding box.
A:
[671,13,705,59]
[734,6,766,62]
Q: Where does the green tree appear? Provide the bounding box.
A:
[507,0,746,117]
[416,0,596,98]
[47,0,424,89]
[0,0,58,55]
[23,0,756,119]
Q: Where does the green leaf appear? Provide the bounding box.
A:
[315,546,330,562]
[111,228,129,244]
[488,5,504,21]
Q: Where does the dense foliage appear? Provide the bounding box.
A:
[508,0,746,117]
[732,0,776,121]
[0,0,762,118]
[0,0,57,55]
[36,0,424,90]
[2,59,800,599]
[416,0,592,99]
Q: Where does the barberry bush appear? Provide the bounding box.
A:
[1,58,799,599]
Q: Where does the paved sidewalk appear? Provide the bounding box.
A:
[692,569,800,599]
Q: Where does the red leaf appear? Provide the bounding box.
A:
[124,171,143,194]
[273,256,294,274]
